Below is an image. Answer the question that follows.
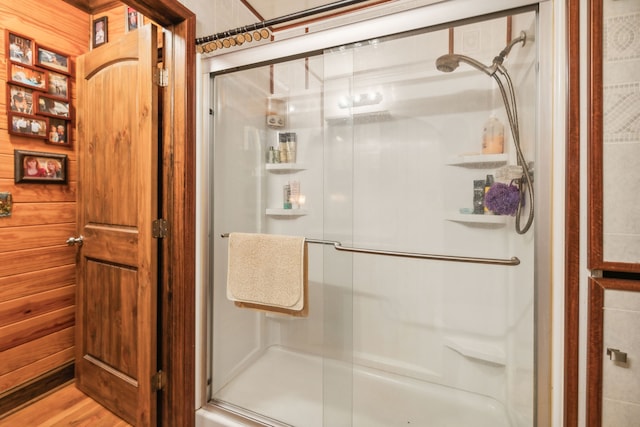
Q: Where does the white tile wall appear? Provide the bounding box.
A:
[602,0,640,264]
[602,289,640,426]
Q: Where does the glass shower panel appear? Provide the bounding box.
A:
[209,8,537,427]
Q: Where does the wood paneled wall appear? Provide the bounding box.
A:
[0,0,137,406]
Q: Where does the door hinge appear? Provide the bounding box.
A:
[152,219,167,238]
[155,68,168,87]
[152,370,166,392]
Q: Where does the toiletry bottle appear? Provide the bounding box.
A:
[279,133,289,163]
[482,115,504,154]
[287,133,297,163]
[484,174,495,213]
[283,183,292,209]
[473,180,485,214]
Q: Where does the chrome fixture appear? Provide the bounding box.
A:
[436,31,534,234]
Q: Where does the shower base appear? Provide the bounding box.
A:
[197,345,511,427]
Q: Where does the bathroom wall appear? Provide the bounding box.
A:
[601,289,640,422]
[601,0,640,262]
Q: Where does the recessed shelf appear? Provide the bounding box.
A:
[446,212,508,225]
[266,208,308,217]
[447,153,509,168]
[265,163,305,172]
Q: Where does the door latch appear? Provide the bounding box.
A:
[66,235,84,246]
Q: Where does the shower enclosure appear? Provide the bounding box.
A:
[200,6,545,427]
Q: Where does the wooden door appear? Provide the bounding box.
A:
[75,24,159,426]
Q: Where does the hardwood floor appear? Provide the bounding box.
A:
[0,383,131,426]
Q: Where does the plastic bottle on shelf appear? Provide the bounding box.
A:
[482,115,504,154]
[484,174,495,213]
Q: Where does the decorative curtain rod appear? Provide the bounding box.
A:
[196,0,371,52]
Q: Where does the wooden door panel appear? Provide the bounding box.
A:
[76,24,158,427]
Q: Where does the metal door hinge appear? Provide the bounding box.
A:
[152,370,166,392]
[155,68,168,87]
[152,219,167,238]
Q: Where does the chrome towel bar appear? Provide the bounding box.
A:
[221,233,519,266]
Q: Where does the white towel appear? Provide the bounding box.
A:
[227,232,307,315]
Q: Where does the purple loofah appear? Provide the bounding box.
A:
[485,182,521,216]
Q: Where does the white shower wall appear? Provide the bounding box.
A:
[208,8,537,427]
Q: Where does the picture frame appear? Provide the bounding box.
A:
[35,93,70,119]
[6,31,34,66]
[9,62,47,91]
[8,113,48,139]
[46,118,71,146]
[93,16,108,48]
[47,71,69,100]
[126,6,143,32]
[14,150,67,184]
[35,45,71,75]
[7,84,36,115]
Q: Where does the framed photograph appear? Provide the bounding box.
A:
[7,84,35,115]
[126,6,143,32]
[14,150,67,184]
[8,114,48,139]
[36,45,71,75]
[47,71,69,100]
[35,93,70,119]
[46,118,71,146]
[6,31,34,66]
[93,16,108,48]
[9,63,47,90]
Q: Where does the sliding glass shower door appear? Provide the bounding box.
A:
[208,7,538,426]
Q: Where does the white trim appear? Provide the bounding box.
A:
[201,0,547,74]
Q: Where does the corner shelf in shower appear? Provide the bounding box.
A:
[446,212,508,225]
[447,153,509,168]
[266,163,306,172]
[266,208,308,217]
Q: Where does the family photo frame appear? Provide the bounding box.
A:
[14,150,67,184]
[6,29,73,147]
[7,84,35,115]
[126,6,143,32]
[93,16,108,48]
[7,31,33,66]
[9,114,47,139]
[9,62,46,90]
[35,93,70,119]
[35,45,71,74]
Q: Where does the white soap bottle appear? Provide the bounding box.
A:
[482,115,504,154]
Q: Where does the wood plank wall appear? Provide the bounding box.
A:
[0,0,134,406]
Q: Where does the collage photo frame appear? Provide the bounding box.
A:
[5,29,73,151]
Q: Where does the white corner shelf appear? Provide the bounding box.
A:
[445,337,506,366]
[265,163,305,172]
[446,212,509,225]
[266,208,308,217]
[447,153,509,168]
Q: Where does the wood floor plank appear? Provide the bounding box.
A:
[0,383,131,426]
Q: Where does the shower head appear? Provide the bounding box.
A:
[435,31,527,74]
[435,54,498,76]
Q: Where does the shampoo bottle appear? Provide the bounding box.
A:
[482,115,504,154]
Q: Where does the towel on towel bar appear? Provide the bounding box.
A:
[227,232,308,316]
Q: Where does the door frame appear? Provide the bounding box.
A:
[121,1,196,425]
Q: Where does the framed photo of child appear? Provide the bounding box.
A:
[14,150,67,184]
[46,118,71,146]
[93,16,108,48]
